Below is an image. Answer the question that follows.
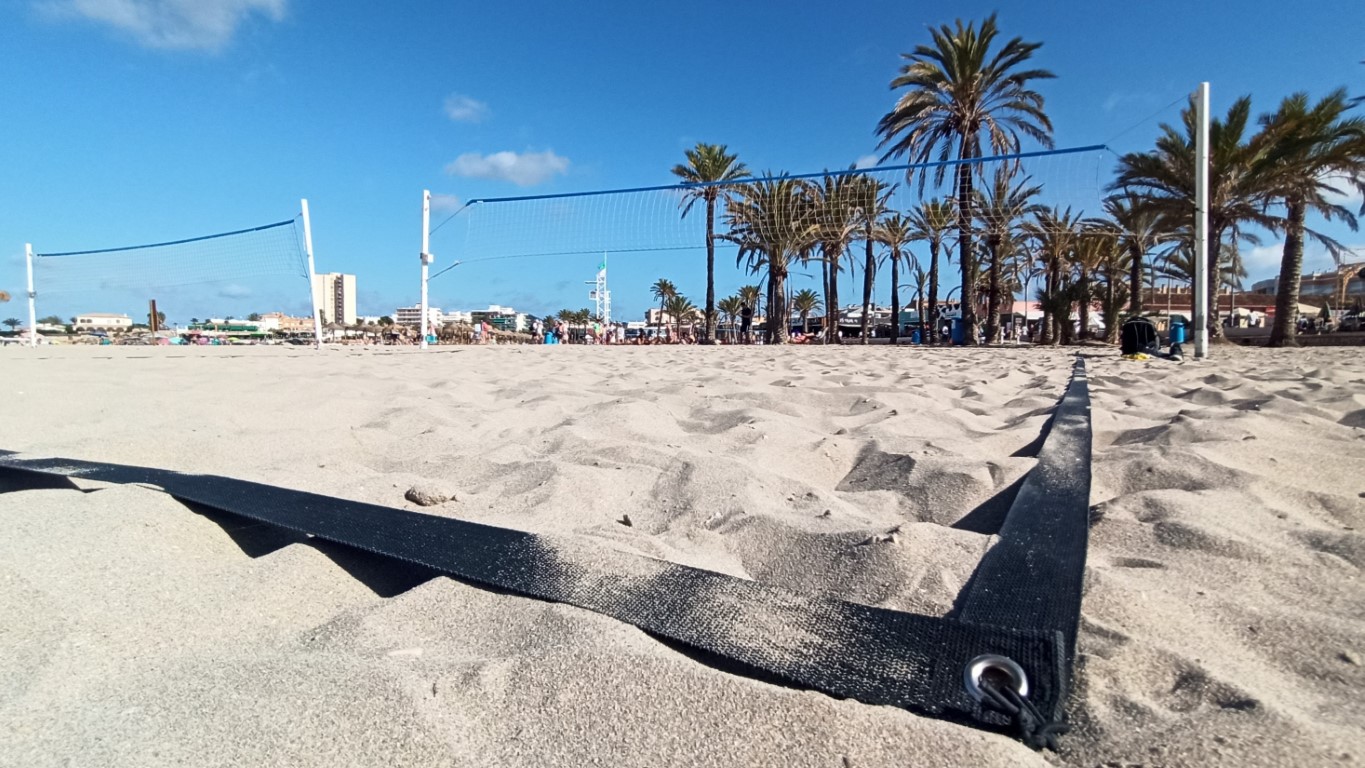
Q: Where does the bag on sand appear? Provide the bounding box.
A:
[1120,317,1161,356]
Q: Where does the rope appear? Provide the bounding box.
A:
[978,676,1070,751]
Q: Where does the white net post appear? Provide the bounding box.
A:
[25,243,37,347]
[301,199,324,348]
[1193,82,1211,358]
[421,189,432,349]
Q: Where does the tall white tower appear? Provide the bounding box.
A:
[586,253,611,324]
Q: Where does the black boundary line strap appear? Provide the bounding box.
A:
[0,359,1091,747]
[955,355,1092,743]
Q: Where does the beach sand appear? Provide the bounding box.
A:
[1,344,1362,767]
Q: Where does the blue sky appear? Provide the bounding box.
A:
[2,0,1363,325]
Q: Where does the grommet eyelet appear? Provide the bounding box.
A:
[964,654,1029,702]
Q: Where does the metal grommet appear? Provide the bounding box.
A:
[964,654,1030,702]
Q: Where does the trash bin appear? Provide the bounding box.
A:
[911,328,922,344]
[1169,320,1186,344]
[951,318,965,345]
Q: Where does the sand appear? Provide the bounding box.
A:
[0,343,1361,767]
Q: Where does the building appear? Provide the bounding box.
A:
[1142,286,1279,316]
[470,304,528,332]
[259,312,314,333]
[74,313,133,332]
[394,305,444,328]
[444,310,472,325]
[1250,263,1364,308]
[311,273,357,326]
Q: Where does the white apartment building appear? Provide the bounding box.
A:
[311,273,357,326]
[478,305,529,332]
[74,313,133,331]
[258,312,313,333]
[394,305,444,327]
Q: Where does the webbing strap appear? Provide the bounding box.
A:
[957,359,1092,659]
[0,359,1091,746]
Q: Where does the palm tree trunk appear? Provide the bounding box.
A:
[1128,243,1144,315]
[1038,268,1051,345]
[820,256,830,342]
[1108,262,1124,344]
[770,270,789,344]
[703,196,717,344]
[985,236,1002,344]
[766,278,776,343]
[1042,260,1059,345]
[1268,198,1306,347]
[955,143,978,345]
[889,247,901,345]
[860,234,875,345]
[927,242,940,345]
[827,249,842,344]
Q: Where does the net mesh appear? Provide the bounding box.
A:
[431,146,1111,267]
[425,146,1113,316]
[32,218,311,321]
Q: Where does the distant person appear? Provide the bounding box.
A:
[740,303,754,344]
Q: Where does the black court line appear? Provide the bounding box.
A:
[0,358,1091,747]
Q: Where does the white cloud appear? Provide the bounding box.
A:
[430,193,462,213]
[38,0,287,51]
[443,94,489,123]
[1101,91,1163,114]
[217,283,252,298]
[1320,174,1365,212]
[445,150,570,187]
[854,154,880,170]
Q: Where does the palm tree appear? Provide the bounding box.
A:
[876,13,1055,345]
[736,284,762,317]
[717,295,743,342]
[877,213,915,344]
[1104,193,1169,315]
[906,258,929,334]
[812,173,863,343]
[791,289,822,334]
[1024,207,1083,345]
[907,198,955,343]
[1258,89,1365,347]
[976,167,1044,342]
[1113,96,1278,338]
[1074,222,1123,340]
[850,175,893,343]
[672,144,750,344]
[650,278,677,335]
[1156,240,1246,317]
[664,294,698,339]
[1034,280,1083,345]
[2,318,19,331]
[726,176,820,344]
